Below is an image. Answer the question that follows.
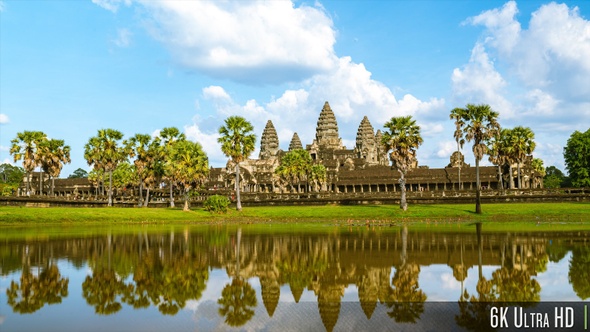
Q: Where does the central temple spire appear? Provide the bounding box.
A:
[315,101,342,150]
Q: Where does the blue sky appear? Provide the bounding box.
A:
[2,0,590,177]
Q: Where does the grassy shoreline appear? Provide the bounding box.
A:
[1,202,589,226]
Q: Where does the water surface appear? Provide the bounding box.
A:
[1,223,589,331]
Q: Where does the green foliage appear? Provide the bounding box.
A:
[275,149,313,190]
[544,166,566,188]
[0,163,25,185]
[564,128,590,187]
[68,168,88,179]
[203,195,230,214]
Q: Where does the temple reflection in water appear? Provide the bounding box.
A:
[1,225,589,331]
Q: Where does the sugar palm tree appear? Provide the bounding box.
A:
[453,104,500,214]
[487,129,508,193]
[10,131,47,195]
[275,149,312,193]
[218,116,256,211]
[381,116,423,211]
[85,129,127,206]
[450,107,467,190]
[167,140,209,211]
[509,126,536,189]
[40,139,71,196]
[84,136,104,197]
[160,127,186,208]
[126,134,153,206]
[141,137,165,207]
[309,164,327,192]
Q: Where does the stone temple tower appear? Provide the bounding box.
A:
[355,116,377,164]
[315,101,342,150]
[289,132,303,151]
[259,120,279,160]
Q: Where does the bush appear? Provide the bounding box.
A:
[203,195,230,214]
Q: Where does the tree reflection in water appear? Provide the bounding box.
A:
[386,226,426,324]
[218,228,257,327]
[2,223,589,331]
[218,277,257,327]
[456,223,542,331]
[7,263,69,314]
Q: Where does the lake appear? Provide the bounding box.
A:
[1,223,589,331]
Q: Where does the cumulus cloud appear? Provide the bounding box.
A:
[435,141,457,159]
[0,113,9,124]
[128,0,337,84]
[455,1,590,172]
[91,0,130,13]
[112,28,132,47]
[451,43,514,118]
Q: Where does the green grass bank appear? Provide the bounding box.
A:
[1,202,589,226]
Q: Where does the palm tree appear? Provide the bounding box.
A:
[160,127,186,208]
[453,104,500,214]
[39,139,71,196]
[141,137,165,207]
[509,126,536,189]
[10,131,46,195]
[381,116,423,211]
[218,116,256,211]
[309,164,327,192]
[450,108,467,190]
[275,149,312,193]
[85,129,127,206]
[487,130,507,193]
[167,140,209,211]
[84,136,104,198]
[127,134,153,207]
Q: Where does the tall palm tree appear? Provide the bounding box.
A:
[450,108,466,190]
[453,104,500,214]
[381,116,423,211]
[218,116,256,211]
[145,138,165,207]
[275,149,312,193]
[127,134,153,207]
[10,131,46,195]
[487,129,508,193]
[40,139,71,196]
[160,127,186,208]
[168,140,209,211]
[84,136,104,197]
[509,126,536,189]
[85,129,126,206]
[309,164,327,192]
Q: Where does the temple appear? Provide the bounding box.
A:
[211,101,544,196]
[14,101,544,200]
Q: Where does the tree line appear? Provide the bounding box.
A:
[7,109,590,213]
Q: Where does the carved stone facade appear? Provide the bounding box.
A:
[206,101,544,195]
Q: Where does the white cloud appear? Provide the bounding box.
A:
[435,141,457,160]
[112,28,132,48]
[202,86,231,102]
[91,0,130,13]
[130,0,337,84]
[0,145,9,152]
[455,1,590,171]
[0,113,9,124]
[150,129,160,138]
[451,43,514,118]
[184,123,224,166]
[0,1,5,12]
[1,158,13,165]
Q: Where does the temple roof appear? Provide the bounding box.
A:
[356,116,375,150]
[288,132,303,151]
[315,101,341,149]
[259,120,279,159]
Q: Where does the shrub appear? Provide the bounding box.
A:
[203,195,230,214]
